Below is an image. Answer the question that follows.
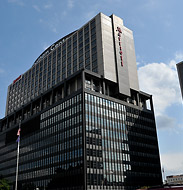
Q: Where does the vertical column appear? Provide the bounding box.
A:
[82,70,85,90]
[75,77,77,91]
[81,70,87,190]
[51,89,54,105]
[21,108,24,121]
[91,78,94,91]
[64,81,67,98]
[62,86,64,99]
[137,93,140,106]
[150,95,155,113]
[102,81,106,95]
[107,84,110,96]
[30,102,33,116]
[6,117,9,129]
[14,113,16,124]
[40,97,42,111]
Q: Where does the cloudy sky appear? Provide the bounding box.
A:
[0,0,183,179]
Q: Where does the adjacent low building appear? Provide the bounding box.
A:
[167,175,183,185]
[0,13,162,190]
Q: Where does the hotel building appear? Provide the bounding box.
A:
[0,13,162,190]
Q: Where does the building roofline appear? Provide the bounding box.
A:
[176,61,183,66]
[33,30,77,66]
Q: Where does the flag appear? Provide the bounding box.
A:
[16,128,21,143]
[16,136,20,142]
[17,128,21,136]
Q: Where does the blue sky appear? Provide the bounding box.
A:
[0,0,183,179]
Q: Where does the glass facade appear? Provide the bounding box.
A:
[0,93,83,190]
[85,92,162,190]
[0,90,162,190]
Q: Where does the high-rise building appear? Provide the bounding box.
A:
[177,61,183,99]
[0,13,162,190]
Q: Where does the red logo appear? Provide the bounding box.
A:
[116,27,123,66]
[13,75,22,84]
[117,27,122,33]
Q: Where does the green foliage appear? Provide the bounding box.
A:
[0,179,10,190]
[139,186,150,189]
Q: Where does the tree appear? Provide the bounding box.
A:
[0,178,10,190]
[139,186,150,189]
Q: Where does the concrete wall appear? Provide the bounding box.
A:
[111,14,130,96]
[123,26,139,91]
[111,14,139,96]
[96,13,117,83]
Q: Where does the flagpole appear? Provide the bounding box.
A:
[15,121,21,190]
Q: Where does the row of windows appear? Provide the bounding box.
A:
[41,114,82,130]
[0,124,82,171]
[19,148,83,172]
[7,160,83,183]
[86,93,154,122]
[86,103,126,120]
[86,174,125,186]
[7,19,97,115]
[85,93,126,112]
[2,148,83,177]
[0,94,84,186]
[103,161,131,172]
[0,94,82,158]
[41,94,82,120]
[85,93,131,188]
[85,92,160,188]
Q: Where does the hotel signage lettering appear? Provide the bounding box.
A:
[34,37,69,65]
[13,36,70,84]
[116,27,123,67]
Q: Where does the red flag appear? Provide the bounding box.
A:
[17,129,21,136]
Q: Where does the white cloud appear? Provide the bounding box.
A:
[33,5,41,12]
[136,62,140,66]
[156,115,176,130]
[138,61,181,116]
[43,43,49,51]
[39,17,58,33]
[33,3,52,12]
[175,51,183,62]
[137,53,183,130]
[44,3,52,9]
[68,0,74,9]
[140,0,160,11]
[85,10,98,21]
[169,59,176,70]
[0,69,4,74]
[161,153,183,176]
[51,27,57,33]
[8,0,24,6]
[39,19,43,23]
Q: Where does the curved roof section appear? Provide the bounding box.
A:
[33,30,76,67]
